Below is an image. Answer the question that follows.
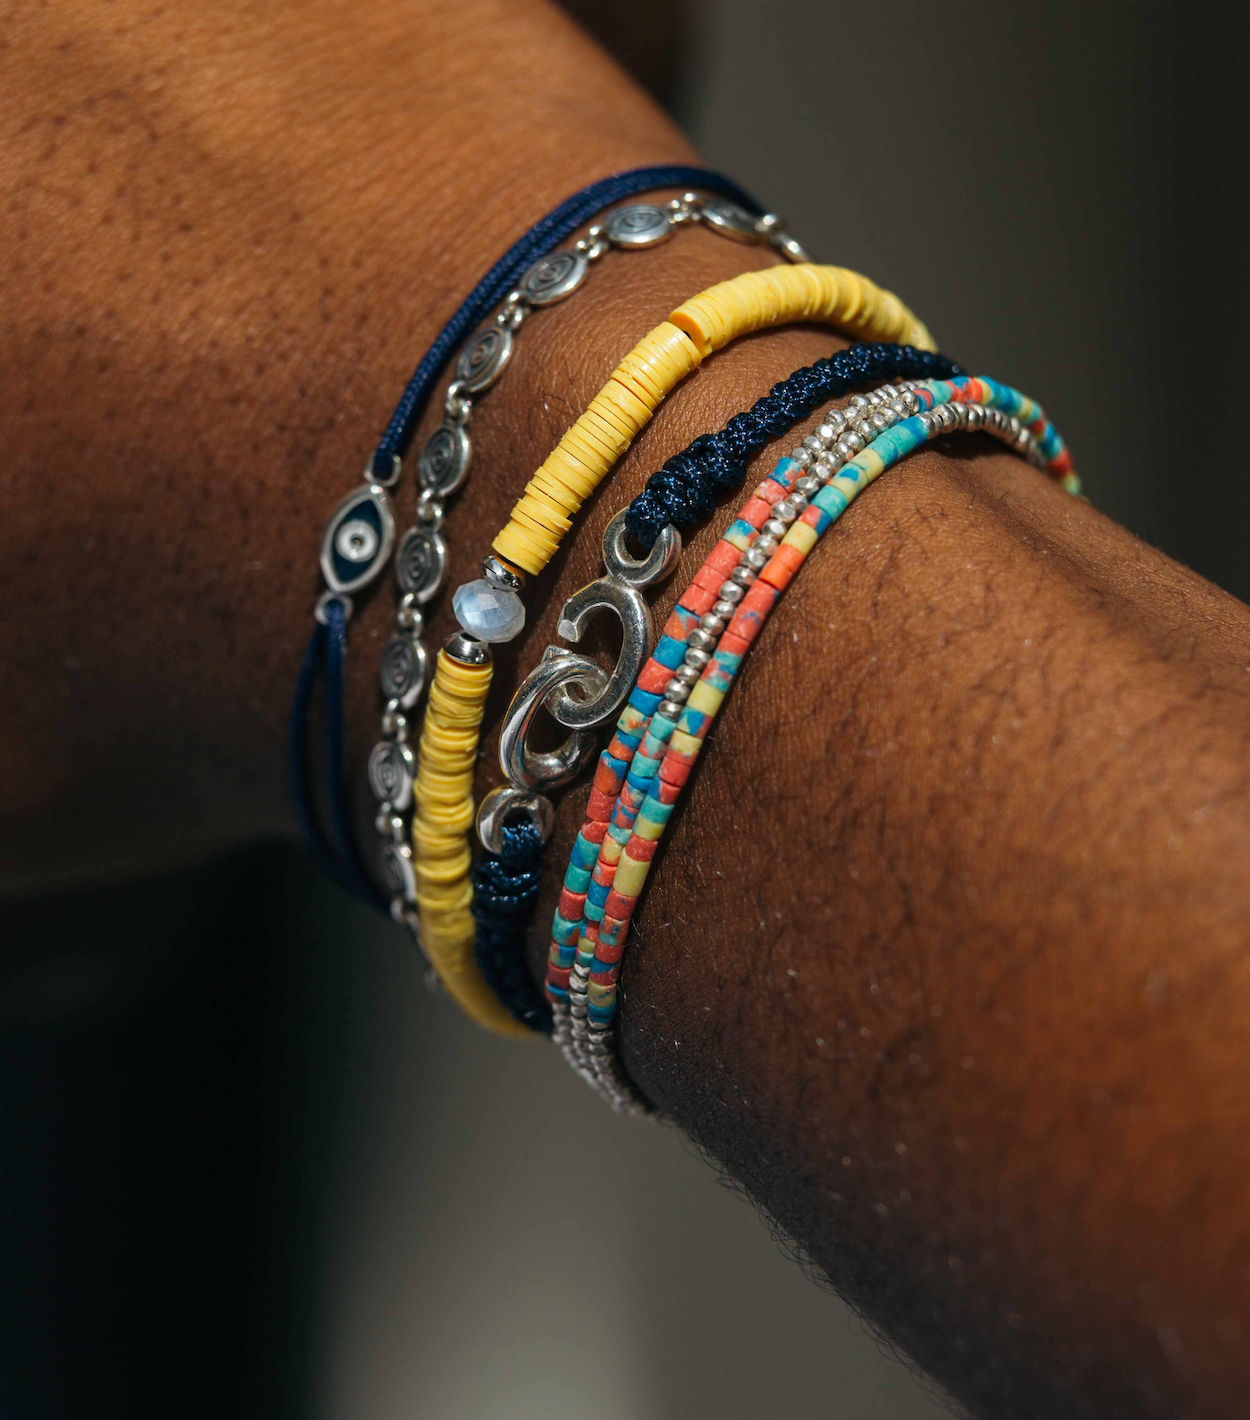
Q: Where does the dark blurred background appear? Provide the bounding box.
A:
[5,2,1248,1416]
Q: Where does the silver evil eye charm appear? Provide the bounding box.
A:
[320,483,396,595]
[395,526,447,604]
[380,841,417,903]
[456,325,513,393]
[699,196,767,244]
[518,249,589,307]
[604,203,673,249]
[379,635,429,709]
[417,422,471,497]
[368,739,416,810]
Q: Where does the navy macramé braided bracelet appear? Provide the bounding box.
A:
[473,340,963,1031]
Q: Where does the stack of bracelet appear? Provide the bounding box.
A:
[541,375,1076,1112]
[292,166,778,920]
[292,169,1080,1120]
[412,263,936,1035]
[471,340,964,1031]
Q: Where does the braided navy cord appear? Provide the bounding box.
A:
[625,343,964,549]
[292,166,765,904]
[474,340,964,1030]
[471,820,553,1033]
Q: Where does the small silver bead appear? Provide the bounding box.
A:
[730,565,756,586]
[855,420,874,441]
[815,423,836,444]
[827,410,847,432]
[444,631,492,665]
[688,626,717,650]
[890,399,911,418]
[674,663,700,686]
[801,433,824,452]
[848,394,870,413]
[743,545,770,570]
[684,646,711,669]
[480,554,526,592]
[657,698,686,720]
[698,613,724,634]
[712,598,738,619]
[847,432,866,452]
[753,534,780,557]
[718,580,745,603]
[788,492,809,512]
[396,595,424,634]
[788,447,814,468]
[664,678,691,701]
[762,518,788,539]
[833,439,856,460]
[871,411,891,432]
[772,500,798,523]
[381,706,408,738]
[795,475,822,496]
[903,391,921,412]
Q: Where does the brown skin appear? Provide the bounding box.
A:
[3,2,1250,1415]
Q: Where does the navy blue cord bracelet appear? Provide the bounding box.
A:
[625,342,964,549]
[472,341,963,1031]
[290,166,765,907]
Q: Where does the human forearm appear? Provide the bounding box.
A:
[596,446,1250,1417]
[5,3,1250,1415]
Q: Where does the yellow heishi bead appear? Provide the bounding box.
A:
[413,649,532,1040]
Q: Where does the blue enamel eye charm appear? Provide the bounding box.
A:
[320,483,396,594]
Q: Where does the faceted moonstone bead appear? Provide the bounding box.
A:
[452,579,526,642]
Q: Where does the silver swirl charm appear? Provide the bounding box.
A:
[548,511,682,731]
[417,422,471,496]
[379,635,429,708]
[368,740,415,810]
[497,647,608,794]
[456,325,513,392]
[519,249,589,307]
[605,203,673,249]
[395,527,447,604]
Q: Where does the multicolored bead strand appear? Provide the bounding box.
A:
[552,377,1077,1107]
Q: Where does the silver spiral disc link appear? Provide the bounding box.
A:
[379,841,417,904]
[475,784,555,855]
[395,526,446,603]
[418,421,471,497]
[456,324,513,393]
[368,739,415,811]
[605,203,673,249]
[519,248,590,307]
[697,196,769,244]
[379,634,429,709]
